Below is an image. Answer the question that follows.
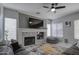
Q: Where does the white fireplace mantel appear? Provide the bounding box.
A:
[17,28,47,46]
[17,28,47,32]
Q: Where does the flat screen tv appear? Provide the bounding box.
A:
[28,18,43,28]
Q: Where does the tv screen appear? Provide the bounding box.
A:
[28,18,43,28]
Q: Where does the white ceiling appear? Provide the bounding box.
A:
[2,3,79,20]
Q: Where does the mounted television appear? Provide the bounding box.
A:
[28,18,43,28]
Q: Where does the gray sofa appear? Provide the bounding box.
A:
[62,43,79,55]
[46,37,59,44]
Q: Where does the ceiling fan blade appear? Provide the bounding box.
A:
[55,6,66,9]
[51,3,58,6]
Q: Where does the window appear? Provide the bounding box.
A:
[52,23,57,37]
[47,24,51,36]
[52,23,63,37]
[74,20,79,39]
[5,18,17,41]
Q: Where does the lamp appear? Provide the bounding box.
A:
[51,8,55,12]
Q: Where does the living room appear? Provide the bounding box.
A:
[0,3,79,55]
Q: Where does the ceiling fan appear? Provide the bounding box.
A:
[43,3,66,13]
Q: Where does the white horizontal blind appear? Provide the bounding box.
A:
[57,23,63,37]
[5,18,16,41]
[47,24,51,37]
[52,23,57,37]
[74,20,79,39]
[52,23,63,37]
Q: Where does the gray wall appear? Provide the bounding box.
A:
[0,6,2,40]
[4,8,18,19]
[19,13,29,28]
[53,12,79,44]
[18,12,47,28]
[0,6,4,41]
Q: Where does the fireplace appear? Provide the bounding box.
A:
[24,36,35,46]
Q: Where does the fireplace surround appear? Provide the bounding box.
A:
[17,28,47,46]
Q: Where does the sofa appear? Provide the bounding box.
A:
[62,43,79,55]
[10,40,29,55]
[46,37,59,44]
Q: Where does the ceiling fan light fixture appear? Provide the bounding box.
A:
[51,8,55,12]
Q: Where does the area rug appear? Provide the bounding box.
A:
[39,43,58,54]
